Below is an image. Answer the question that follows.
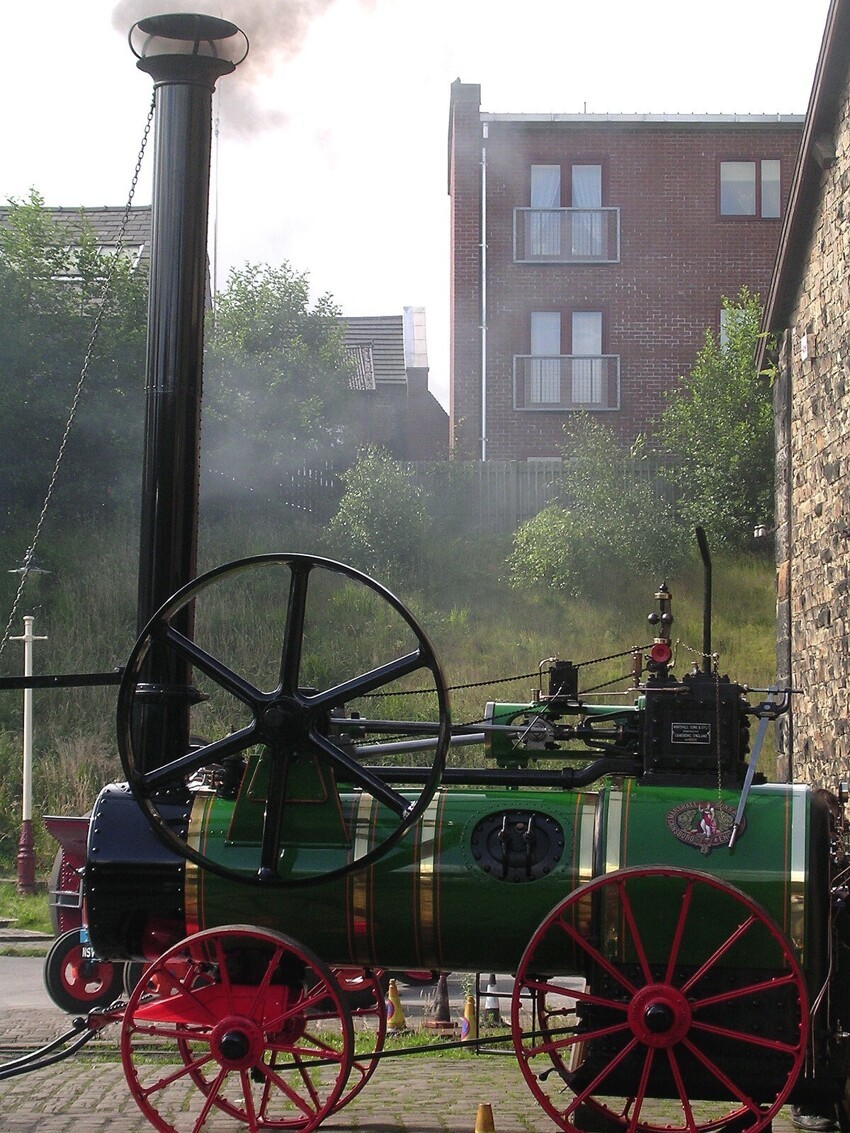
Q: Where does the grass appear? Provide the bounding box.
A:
[0,882,52,934]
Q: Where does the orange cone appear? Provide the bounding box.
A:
[460,993,477,1041]
[386,978,407,1032]
[474,1102,495,1132]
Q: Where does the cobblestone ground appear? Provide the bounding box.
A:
[0,1008,799,1133]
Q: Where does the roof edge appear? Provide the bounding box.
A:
[481,112,805,125]
[758,0,850,369]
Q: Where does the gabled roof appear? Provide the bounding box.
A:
[0,204,152,270]
[341,315,408,385]
[759,0,850,364]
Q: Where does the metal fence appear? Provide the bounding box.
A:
[210,458,679,533]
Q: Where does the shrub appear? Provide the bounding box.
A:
[326,447,432,587]
[508,419,686,597]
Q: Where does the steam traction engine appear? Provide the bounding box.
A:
[84,554,850,1133]
[5,12,850,1133]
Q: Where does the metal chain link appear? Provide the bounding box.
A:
[0,97,155,662]
[364,643,654,703]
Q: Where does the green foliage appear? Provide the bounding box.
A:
[507,418,686,596]
[203,262,359,499]
[659,288,774,548]
[507,505,584,593]
[0,191,147,520]
[326,447,432,586]
[0,885,51,934]
[0,732,23,866]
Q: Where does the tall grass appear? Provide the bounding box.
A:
[0,507,778,876]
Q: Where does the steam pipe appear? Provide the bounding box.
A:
[344,759,640,789]
[696,525,712,673]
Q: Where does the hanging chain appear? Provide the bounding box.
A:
[0,97,155,663]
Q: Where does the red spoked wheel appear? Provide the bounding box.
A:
[121,925,353,1133]
[512,867,808,1133]
[43,928,125,1013]
[330,968,387,1111]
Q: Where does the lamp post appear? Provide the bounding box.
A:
[10,615,47,894]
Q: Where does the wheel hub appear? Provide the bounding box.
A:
[262,698,305,740]
[211,1016,265,1070]
[627,984,692,1048]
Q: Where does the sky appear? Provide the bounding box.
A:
[1,0,833,411]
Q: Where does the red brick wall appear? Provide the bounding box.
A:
[449,91,802,460]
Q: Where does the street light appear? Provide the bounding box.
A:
[7,555,51,895]
[9,615,47,894]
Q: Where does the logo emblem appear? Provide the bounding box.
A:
[665,801,742,855]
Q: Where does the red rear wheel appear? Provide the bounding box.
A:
[43,929,125,1013]
[512,867,807,1133]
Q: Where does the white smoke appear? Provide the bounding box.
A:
[111,0,368,132]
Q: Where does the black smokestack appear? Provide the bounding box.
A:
[130,13,247,773]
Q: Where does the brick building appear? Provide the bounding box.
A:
[758,0,850,784]
[448,82,803,459]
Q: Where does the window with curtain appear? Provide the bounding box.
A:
[530,165,561,256]
[760,160,781,218]
[571,164,602,257]
[571,311,603,404]
[530,311,562,404]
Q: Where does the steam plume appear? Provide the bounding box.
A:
[112,0,358,133]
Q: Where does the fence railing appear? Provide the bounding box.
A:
[405,459,678,532]
[513,207,620,263]
[203,458,679,533]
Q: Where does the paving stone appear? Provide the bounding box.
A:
[0,1007,800,1132]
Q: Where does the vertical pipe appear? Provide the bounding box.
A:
[695,526,712,673]
[480,122,488,462]
[130,16,245,774]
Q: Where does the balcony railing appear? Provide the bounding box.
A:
[513,207,620,263]
[513,355,620,411]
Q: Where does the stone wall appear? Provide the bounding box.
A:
[778,72,850,785]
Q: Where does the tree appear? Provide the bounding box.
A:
[202,262,359,503]
[0,191,147,520]
[659,288,773,548]
[507,417,685,596]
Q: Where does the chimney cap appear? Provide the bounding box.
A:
[130,12,248,68]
